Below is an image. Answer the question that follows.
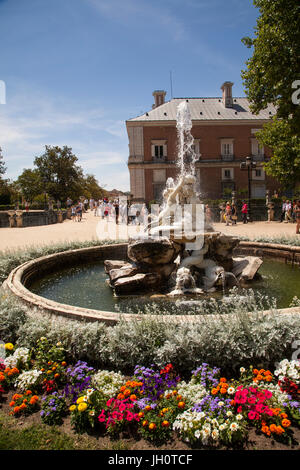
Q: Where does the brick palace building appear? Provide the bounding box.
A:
[126,81,280,203]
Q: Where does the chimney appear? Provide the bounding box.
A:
[221,81,234,108]
[152,90,166,109]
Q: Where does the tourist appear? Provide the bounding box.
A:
[76,201,83,222]
[296,200,300,234]
[71,205,76,221]
[84,198,89,212]
[205,204,213,225]
[231,203,237,225]
[284,200,292,223]
[66,197,72,209]
[113,200,119,224]
[225,202,232,226]
[241,201,248,224]
[280,200,287,222]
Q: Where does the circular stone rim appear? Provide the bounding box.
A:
[3,242,300,324]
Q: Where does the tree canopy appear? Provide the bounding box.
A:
[241,0,300,189]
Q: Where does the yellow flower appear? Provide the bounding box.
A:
[69,405,76,412]
[76,396,87,405]
[78,402,88,412]
[5,343,14,351]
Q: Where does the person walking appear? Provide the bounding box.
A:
[280,200,287,222]
[284,200,292,223]
[241,201,248,224]
[113,200,119,224]
[231,203,237,225]
[225,202,232,226]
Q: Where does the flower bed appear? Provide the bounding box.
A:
[0,338,299,449]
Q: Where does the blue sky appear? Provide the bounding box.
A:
[0,0,259,191]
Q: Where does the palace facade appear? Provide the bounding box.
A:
[126,82,280,203]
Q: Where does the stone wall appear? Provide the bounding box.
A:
[0,210,67,228]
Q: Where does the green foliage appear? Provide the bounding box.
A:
[241,0,300,126]
[256,118,300,189]
[34,145,84,202]
[41,393,68,426]
[15,169,43,202]
[241,0,300,187]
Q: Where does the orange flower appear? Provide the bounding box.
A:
[145,405,151,411]
[54,373,60,379]
[172,390,178,396]
[162,420,170,428]
[138,412,144,418]
[120,386,126,392]
[269,424,277,433]
[220,378,227,383]
[26,390,32,395]
[124,389,131,397]
[178,401,185,410]
[12,394,22,401]
[149,423,156,430]
[61,361,67,366]
[20,403,27,410]
[265,375,272,382]
[253,369,259,375]
[276,426,285,435]
[117,393,125,400]
[220,388,227,394]
[261,425,270,436]
[130,394,137,402]
[211,388,218,395]
[13,406,21,414]
[9,401,15,407]
[281,419,291,428]
[142,420,148,427]
[280,413,288,419]
[257,374,263,381]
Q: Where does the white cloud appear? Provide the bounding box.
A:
[0,86,130,190]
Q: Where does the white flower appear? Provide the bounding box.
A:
[15,369,42,392]
[236,414,243,421]
[4,347,30,369]
[227,386,235,395]
[211,429,219,440]
[194,430,201,439]
[218,401,224,407]
[219,424,227,431]
[230,422,239,432]
[226,410,233,417]
[240,367,246,374]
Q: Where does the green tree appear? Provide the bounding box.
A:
[0,147,6,179]
[34,145,84,202]
[16,168,43,202]
[81,174,108,200]
[241,0,300,189]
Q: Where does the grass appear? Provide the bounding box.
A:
[0,412,132,450]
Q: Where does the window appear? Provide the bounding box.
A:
[252,167,265,180]
[151,140,167,161]
[155,145,164,159]
[222,168,234,180]
[251,138,264,160]
[221,139,234,160]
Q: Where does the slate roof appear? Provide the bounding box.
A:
[127,97,276,122]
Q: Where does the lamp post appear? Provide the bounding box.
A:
[240,156,256,222]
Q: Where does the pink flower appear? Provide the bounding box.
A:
[247,396,256,404]
[237,406,242,413]
[106,398,114,407]
[126,411,134,421]
[248,411,257,420]
[98,410,106,423]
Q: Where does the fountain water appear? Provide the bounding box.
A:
[105,101,263,297]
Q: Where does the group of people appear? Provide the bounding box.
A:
[222,201,248,226]
[66,196,150,225]
[280,200,300,224]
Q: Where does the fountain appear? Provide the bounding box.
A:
[105,101,263,297]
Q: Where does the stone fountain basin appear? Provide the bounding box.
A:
[2,242,300,325]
